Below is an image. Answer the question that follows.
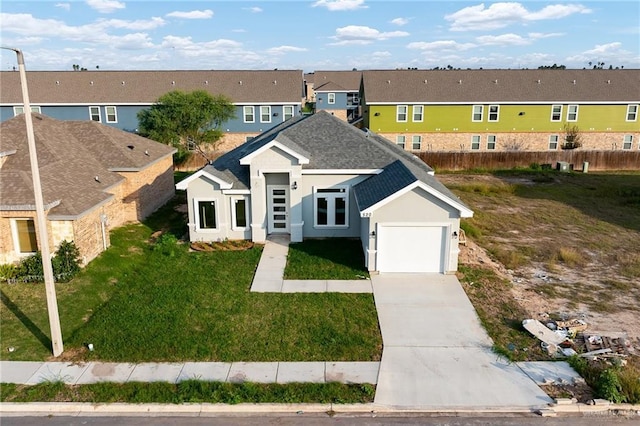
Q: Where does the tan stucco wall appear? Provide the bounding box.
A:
[383,132,640,152]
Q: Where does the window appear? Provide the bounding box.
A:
[412,135,422,150]
[396,135,405,149]
[245,136,255,142]
[243,106,255,123]
[396,105,408,122]
[328,93,335,104]
[89,106,101,122]
[195,199,218,231]
[627,105,638,121]
[549,135,559,150]
[283,105,294,121]
[231,197,249,230]
[412,105,424,122]
[314,187,348,227]
[623,135,634,150]
[472,105,483,121]
[551,105,562,121]
[105,106,117,123]
[567,105,578,121]
[471,135,481,150]
[488,105,499,122]
[11,218,38,254]
[487,135,496,150]
[13,106,41,116]
[260,106,271,123]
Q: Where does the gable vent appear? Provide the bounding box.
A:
[607,80,611,84]
[171,81,175,85]
[90,81,94,85]
[537,79,541,84]
[121,81,125,85]
[424,79,427,84]
[458,80,462,84]
[386,80,391,84]
[204,80,208,85]
[572,80,576,84]
[494,79,498,84]
[273,80,277,84]
[55,81,60,85]
[239,81,242,85]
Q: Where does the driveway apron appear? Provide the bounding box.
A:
[372,273,552,410]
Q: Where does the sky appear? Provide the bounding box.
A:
[1,0,638,72]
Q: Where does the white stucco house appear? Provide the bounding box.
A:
[176,111,473,273]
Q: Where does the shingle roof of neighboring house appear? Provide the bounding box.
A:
[312,71,362,92]
[0,113,175,218]
[0,70,304,104]
[362,69,640,103]
[197,111,468,211]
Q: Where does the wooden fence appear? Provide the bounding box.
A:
[416,151,640,172]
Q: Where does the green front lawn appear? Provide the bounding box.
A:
[285,238,369,280]
[0,196,382,362]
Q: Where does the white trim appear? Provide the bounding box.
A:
[566,104,579,122]
[488,105,500,122]
[13,105,41,116]
[361,181,473,218]
[10,217,38,255]
[259,105,272,123]
[396,105,408,122]
[328,93,336,104]
[412,105,424,122]
[471,105,483,122]
[175,170,233,190]
[548,134,559,150]
[222,189,251,195]
[626,104,638,122]
[301,169,383,175]
[243,106,255,123]
[470,135,481,150]
[313,185,349,228]
[550,104,563,122]
[365,101,635,105]
[0,102,304,107]
[622,134,634,150]
[88,106,101,122]
[411,135,422,150]
[193,197,220,233]
[105,105,118,123]
[230,195,250,231]
[283,105,295,121]
[239,140,309,165]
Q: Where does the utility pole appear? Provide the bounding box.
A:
[2,47,63,356]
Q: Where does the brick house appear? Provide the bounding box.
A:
[0,113,176,265]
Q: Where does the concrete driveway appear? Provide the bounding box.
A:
[372,273,553,410]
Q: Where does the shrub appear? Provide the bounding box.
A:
[0,263,19,283]
[17,251,44,282]
[153,233,179,257]
[557,247,584,267]
[52,240,81,282]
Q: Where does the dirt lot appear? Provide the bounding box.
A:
[440,172,640,349]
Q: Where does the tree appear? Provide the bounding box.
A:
[562,124,583,150]
[137,90,236,164]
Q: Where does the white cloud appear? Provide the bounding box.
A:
[243,7,263,13]
[407,40,475,51]
[446,2,592,32]
[166,10,214,19]
[267,45,308,55]
[476,33,531,46]
[329,25,409,45]
[390,17,409,26]
[97,17,165,30]
[86,0,125,14]
[55,3,71,11]
[312,0,367,12]
[528,32,564,40]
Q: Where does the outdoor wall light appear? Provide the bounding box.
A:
[452,231,458,238]
[374,112,380,116]
[370,230,376,237]
[518,112,526,116]
[273,112,279,117]
[291,181,298,190]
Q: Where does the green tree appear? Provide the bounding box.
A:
[137,90,236,163]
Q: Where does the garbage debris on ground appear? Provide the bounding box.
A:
[522,317,638,360]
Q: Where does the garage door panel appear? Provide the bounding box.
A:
[377,225,446,273]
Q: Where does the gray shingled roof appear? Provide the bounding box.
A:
[352,160,417,211]
[311,71,362,92]
[0,70,304,104]
[0,113,175,218]
[362,69,640,103]
[199,111,468,211]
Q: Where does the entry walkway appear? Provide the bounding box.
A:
[371,273,553,410]
[0,361,379,385]
[250,234,372,293]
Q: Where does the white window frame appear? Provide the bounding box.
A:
[627,104,638,122]
[622,135,633,150]
[396,105,408,122]
[10,218,38,255]
[105,106,118,123]
[313,186,349,228]
[328,93,335,104]
[230,196,249,231]
[549,135,559,150]
[412,105,424,122]
[193,198,219,233]
[567,105,578,122]
[411,135,422,150]
[243,106,255,123]
[551,105,562,122]
[471,135,481,150]
[13,106,41,116]
[396,135,406,149]
[487,135,496,150]
[260,106,271,123]
[89,106,101,122]
[283,105,294,121]
[488,105,500,122]
[472,105,483,122]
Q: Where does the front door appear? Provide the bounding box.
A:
[267,185,289,233]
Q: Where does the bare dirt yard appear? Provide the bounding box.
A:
[440,171,640,350]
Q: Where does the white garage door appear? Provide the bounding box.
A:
[377,224,447,273]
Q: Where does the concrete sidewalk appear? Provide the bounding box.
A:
[250,235,372,293]
[0,361,379,385]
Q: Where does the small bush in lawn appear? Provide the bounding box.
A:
[153,233,179,257]
[17,251,44,282]
[52,240,81,282]
[557,247,584,267]
[0,263,19,283]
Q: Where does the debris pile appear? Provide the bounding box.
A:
[522,318,638,360]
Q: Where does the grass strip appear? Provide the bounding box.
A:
[285,239,369,280]
[0,381,375,404]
